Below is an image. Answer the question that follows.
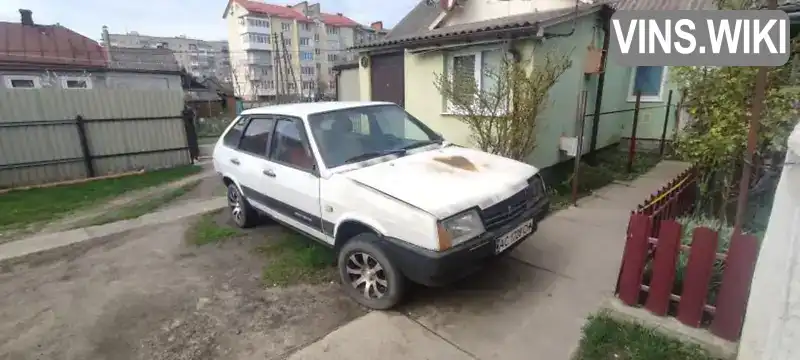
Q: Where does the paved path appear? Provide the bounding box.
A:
[288,161,691,360]
[0,197,227,264]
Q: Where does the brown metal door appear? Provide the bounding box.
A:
[370,52,405,107]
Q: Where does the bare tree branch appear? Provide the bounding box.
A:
[434,48,572,161]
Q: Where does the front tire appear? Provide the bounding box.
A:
[338,234,406,310]
[227,183,258,228]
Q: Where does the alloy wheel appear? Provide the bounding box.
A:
[228,187,243,225]
[345,252,388,300]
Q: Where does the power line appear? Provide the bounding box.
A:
[0,49,356,65]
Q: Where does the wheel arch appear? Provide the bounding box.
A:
[333,217,385,251]
[221,174,243,193]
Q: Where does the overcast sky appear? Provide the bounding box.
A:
[0,0,419,41]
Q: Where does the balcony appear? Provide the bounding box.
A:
[246,54,273,65]
[242,16,271,34]
[242,41,271,51]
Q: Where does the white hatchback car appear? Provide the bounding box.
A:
[213,101,549,309]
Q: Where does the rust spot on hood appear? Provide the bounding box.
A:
[433,156,478,171]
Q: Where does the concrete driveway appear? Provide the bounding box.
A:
[289,161,691,360]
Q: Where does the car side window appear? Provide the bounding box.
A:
[269,118,315,172]
[237,118,275,156]
[222,117,249,148]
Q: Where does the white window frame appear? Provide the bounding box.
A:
[60,76,93,90]
[627,66,669,103]
[444,47,505,115]
[4,75,41,89]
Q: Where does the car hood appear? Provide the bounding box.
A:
[342,146,539,219]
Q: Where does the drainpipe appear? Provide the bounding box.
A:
[588,8,611,155]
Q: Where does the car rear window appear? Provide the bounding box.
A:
[222,117,248,148]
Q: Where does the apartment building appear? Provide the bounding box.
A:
[223,0,388,101]
[105,31,232,84]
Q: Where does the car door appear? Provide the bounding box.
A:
[214,116,250,182]
[229,116,277,210]
[260,116,327,243]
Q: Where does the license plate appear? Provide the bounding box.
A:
[495,219,533,254]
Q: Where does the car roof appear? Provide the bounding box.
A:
[240,101,395,118]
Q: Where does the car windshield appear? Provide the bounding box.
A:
[308,104,443,168]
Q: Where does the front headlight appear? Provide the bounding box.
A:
[437,209,485,250]
[529,173,547,195]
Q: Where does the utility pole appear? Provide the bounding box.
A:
[272,33,284,104]
[280,32,299,101]
[733,0,778,233]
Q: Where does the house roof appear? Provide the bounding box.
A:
[230,0,359,26]
[186,89,223,102]
[233,0,308,21]
[611,0,715,10]
[0,21,107,69]
[107,47,181,73]
[200,76,235,96]
[383,0,444,40]
[319,12,359,27]
[351,2,612,51]
[332,60,359,71]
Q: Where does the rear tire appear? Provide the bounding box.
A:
[338,234,406,310]
[227,183,258,228]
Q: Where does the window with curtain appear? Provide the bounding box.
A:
[446,49,505,113]
[630,66,665,100]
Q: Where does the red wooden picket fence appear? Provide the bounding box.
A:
[634,166,698,237]
[615,167,761,342]
[614,167,698,292]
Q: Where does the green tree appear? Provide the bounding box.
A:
[671,53,799,223]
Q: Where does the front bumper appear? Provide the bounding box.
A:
[377,197,550,287]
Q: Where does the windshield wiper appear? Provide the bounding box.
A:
[400,139,442,150]
[343,149,406,164]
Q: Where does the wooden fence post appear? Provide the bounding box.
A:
[677,227,719,327]
[710,233,760,341]
[182,109,199,162]
[75,115,95,178]
[659,90,674,156]
[645,220,682,316]
[627,91,642,173]
[618,213,652,306]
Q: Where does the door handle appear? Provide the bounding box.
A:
[230,158,240,165]
[262,169,276,177]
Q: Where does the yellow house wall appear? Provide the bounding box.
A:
[404,49,471,146]
[358,57,371,101]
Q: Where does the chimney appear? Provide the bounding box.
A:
[101,26,113,62]
[19,9,33,26]
[370,21,383,30]
[336,12,343,16]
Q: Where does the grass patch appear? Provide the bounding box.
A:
[548,150,662,211]
[1,165,202,232]
[186,211,242,246]
[576,313,719,360]
[82,180,202,227]
[258,231,335,286]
